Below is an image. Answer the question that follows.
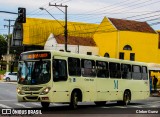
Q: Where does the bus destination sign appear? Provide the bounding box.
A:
[20,52,51,60]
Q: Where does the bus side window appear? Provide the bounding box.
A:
[96,61,109,78]
[81,59,96,77]
[132,65,142,80]
[142,66,148,80]
[53,59,67,82]
[68,57,81,76]
[121,64,132,79]
[109,62,121,78]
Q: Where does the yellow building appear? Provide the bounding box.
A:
[94,17,160,64]
[12,18,98,47]
[13,17,160,64]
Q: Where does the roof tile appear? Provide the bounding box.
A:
[55,35,97,46]
[109,18,156,33]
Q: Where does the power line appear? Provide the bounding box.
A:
[71,0,159,22]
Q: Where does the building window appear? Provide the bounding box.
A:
[123,45,132,51]
[104,53,110,58]
[130,53,135,61]
[119,52,124,59]
[87,52,92,55]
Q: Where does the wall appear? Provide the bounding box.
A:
[93,17,118,57]
[119,31,159,63]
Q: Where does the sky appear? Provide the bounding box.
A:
[0,0,160,35]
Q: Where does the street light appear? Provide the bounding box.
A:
[39,7,68,52]
[39,7,63,27]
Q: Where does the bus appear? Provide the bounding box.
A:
[17,50,150,109]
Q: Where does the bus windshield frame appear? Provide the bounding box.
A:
[18,51,51,85]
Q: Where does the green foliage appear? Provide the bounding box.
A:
[0,35,7,59]
[0,70,6,75]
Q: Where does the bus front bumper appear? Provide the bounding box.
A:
[17,94,51,102]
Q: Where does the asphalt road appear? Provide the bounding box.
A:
[0,82,160,117]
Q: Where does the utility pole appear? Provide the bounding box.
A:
[49,3,68,52]
[4,19,15,72]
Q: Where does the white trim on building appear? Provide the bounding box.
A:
[44,33,99,55]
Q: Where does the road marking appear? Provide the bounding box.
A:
[31,102,41,106]
[129,105,145,108]
[0,104,12,108]
[53,103,61,106]
[150,105,158,108]
[15,103,31,108]
[114,106,127,108]
[101,106,110,108]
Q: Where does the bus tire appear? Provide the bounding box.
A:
[41,102,50,108]
[94,101,106,106]
[123,90,131,106]
[70,91,78,109]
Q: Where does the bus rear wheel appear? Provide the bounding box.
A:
[41,102,50,108]
[70,91,78,109]
[94,101,106,106]
[123,90,131,106]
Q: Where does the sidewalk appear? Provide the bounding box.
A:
[150,90,160,97]
[0,79,17,84]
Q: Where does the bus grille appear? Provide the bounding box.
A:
[25,96,38,100]
[22,87,43,91]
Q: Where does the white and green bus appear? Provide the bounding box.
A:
[17,50,150,109]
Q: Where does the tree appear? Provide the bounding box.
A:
[0,35,7,60]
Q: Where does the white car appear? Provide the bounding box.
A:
[3,72,17,82]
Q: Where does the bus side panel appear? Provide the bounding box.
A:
[96,78,124,102]
[96,78,111,101]
[52,81,70,103]
[68,76,97,102]
[129,80,149,100]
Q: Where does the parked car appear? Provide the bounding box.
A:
[3,72,17,82]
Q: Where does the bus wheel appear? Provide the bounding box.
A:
[94,101,106,106]
[70,91,78,109]
[41,102,50,108]
[123,91,131,106]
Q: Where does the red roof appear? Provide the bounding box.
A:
[109,18,156,33]
[55,35,97,46]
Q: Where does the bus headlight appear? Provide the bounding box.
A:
[17,87,22,94]
[40,87,51,95]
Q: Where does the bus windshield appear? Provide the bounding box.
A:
[18,60,51,85]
